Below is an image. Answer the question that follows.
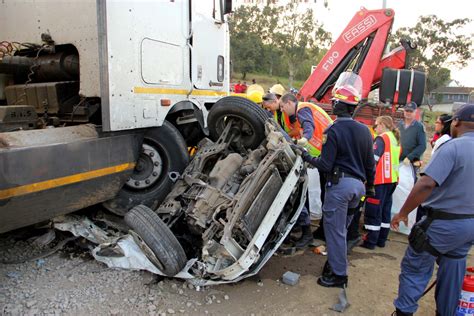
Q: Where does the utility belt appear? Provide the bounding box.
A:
[326,167,362,186]
[408,207,474,259]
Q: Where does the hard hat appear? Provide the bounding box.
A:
[331,72,363,106]
[247,90,263,104]
[269,84,286,97]
[332,85,361,105]
[246,84,265,95]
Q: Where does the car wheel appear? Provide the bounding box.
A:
[207,96,269,149]
[103,121,189,216]
[124,204,187,276]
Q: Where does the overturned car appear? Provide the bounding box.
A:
[122,97,308,285]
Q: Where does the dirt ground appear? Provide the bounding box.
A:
[1,223,473,316]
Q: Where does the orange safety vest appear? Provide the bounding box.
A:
[273,110,300,138]
[287,102,333,157]
[374,131,401,185]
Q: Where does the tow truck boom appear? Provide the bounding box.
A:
[299,8,420,113]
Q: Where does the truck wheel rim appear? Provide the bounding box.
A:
[216,115,255,144]
[126,143,163,189]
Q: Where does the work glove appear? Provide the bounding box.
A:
[365,184,376,198]
[296,137,308,147]
[403,157,411,166]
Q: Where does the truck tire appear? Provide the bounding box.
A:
[103,121,189,216]
[125,205,187,276]
[207,96,269,149]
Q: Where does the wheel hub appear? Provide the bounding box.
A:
[126,143,163,189]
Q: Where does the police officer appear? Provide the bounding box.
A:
[280,93,333,248]
[391,103,474,316]
[298,72,376,287]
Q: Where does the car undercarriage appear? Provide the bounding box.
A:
[124,99,308,284]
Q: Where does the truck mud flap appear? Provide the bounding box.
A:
[0,125,142,233]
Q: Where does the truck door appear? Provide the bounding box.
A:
[191,1,228,91]
[98,0,191,131]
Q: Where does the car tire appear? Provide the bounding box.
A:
[103,121,189,216]
[207,96,269,149]
[124,204,187,276]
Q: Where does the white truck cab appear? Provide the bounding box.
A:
[0,0,233,232]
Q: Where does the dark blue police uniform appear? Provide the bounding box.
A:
[304,117,375,278]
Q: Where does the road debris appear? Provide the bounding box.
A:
[281,271,300,286]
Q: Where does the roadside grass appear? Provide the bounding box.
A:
[231,72,305,92]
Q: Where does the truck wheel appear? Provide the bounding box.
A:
[103,121,189,216]
[125,205,187,276]
[207,96,269,149]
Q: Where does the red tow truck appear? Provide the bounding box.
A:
[298,7,425,125]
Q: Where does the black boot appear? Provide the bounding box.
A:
[391,308,413,316]
[294,225,313,249]
[322,260,333,277]
[317,273,348,288]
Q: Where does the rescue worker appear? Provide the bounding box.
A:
[279,93,333,248]
[391,103,474,316]
[262,92,279,112]
[247,81,265,97]
[262,92,290,132]
[279,93,333,157]
[246,90,263,106]
[295,72,375,287]
[361,116,400,249]
[269,83,286,99]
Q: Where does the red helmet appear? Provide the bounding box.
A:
[331,72,363,106]
[332,85,361,105]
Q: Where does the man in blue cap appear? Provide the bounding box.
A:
[391,103,474,316]
[398,101,426,168]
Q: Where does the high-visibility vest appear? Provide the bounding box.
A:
[286,102,333,157]
[273,110,300,138]
[374,131,401,185]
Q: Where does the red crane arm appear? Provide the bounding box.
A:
[299,8,401,103]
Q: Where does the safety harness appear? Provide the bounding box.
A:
[408,207,474,259]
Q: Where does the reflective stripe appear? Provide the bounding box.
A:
[381,223,391,228]
[364,224,381,231]
[296,102,333,157]
[374,131,400,185]
[0,162,135,200]
[366,197,380,205]
[134,87,228,97]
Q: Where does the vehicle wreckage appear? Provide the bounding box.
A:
[55,98,308,285]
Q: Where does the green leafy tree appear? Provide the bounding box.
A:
[231,33,264,80]
[228,6,266,79]
[392,15,472,94]
[229,2,331,84]
[272,1,331,87]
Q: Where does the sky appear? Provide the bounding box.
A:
[312,0,474,87]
